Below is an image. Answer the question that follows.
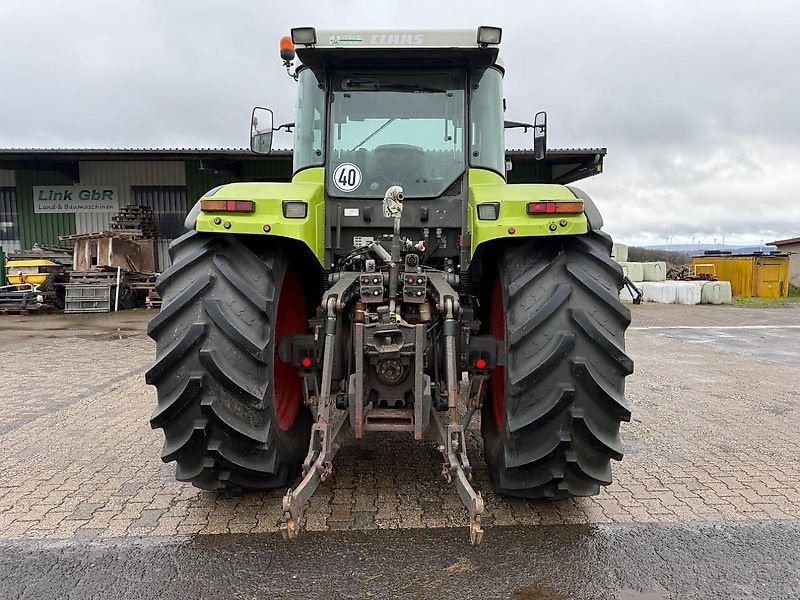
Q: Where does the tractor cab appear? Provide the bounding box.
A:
[288,28,506,194]
[251,27,525,270]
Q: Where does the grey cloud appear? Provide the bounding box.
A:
[0,0,798,244]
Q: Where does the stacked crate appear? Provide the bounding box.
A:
[110,205,158,239]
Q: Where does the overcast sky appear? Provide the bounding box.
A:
[1,0,798,246]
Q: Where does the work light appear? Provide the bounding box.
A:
[291,27,317,46]
[283,201,308,218]
[477,26,502,46]
[477,203,500,220]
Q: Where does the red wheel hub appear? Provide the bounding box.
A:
[489,277,505,430]
[274,270,306,430]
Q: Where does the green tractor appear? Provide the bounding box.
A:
[146,26,632,544]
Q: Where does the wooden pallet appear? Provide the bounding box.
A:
[106,228,149,239]
[67,270,120,284]
[146,288,162,310]
[60,231,142,241]
[110,205,158,239]
[115,205,153,214]
[127,273,158,291]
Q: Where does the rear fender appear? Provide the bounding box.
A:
[191,168,325,266]
[468,169,604,258]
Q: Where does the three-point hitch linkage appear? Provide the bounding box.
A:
[280,186,486,544]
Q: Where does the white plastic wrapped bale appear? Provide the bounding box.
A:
[641,282,677,304]
[620,262,644,282]
[675,281,703,305]
[701,281,733,304]
[642,261,667,282]
[619,285,635,303]
[612,243,628,262]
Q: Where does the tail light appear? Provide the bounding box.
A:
[200,200,255,213]
[526,201,583,215]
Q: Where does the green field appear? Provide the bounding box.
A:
[733,285,800,307]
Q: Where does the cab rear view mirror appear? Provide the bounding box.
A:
[250,107,274,155]
[533,111,547,161]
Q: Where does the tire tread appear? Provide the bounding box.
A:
[482,231,632,498]
[147,233,310,491]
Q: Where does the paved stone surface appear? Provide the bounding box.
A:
[0,305,799,541]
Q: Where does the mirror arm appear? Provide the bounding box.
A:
[504,120,534,131]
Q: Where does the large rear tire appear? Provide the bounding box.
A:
[146,231,312,490]
[481,231,633,498]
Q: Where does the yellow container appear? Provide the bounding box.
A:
[692,254,789,297]
[5,259,60,287]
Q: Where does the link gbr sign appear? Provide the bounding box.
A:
[34,186,119,213]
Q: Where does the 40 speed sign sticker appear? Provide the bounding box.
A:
[332,163,362,192]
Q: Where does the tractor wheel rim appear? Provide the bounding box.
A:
[274,270,305,431]
[489,276,505,430]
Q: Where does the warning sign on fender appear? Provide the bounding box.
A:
[332,163,362,192]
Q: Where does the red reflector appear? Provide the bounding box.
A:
[526,201,583,215]
[475,358,488,370]
[201,200,255,213]
[301,356,313,368]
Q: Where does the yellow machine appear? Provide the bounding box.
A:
[5,259,62,287]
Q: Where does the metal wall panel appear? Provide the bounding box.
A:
[184,157,292,207]
[76,161,186,234]
[507,157,551,183]
[132,186,187,240]
[755,258,790,298]
[156,239,172,271]
[15,170,76,248]
[692,256,756,297]
[240,158,293,180]
[0,187,20,250]
[0,240,22,254]
[0,169,15,186]
[0,173,18,252]
[131,186,188,271]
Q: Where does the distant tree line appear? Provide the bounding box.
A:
[627,247,691,264]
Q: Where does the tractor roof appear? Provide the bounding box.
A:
[293,27,502,69]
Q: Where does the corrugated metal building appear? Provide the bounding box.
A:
[769,237,800,288]
[0,147,604,269]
